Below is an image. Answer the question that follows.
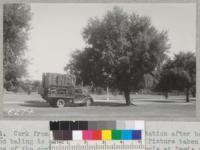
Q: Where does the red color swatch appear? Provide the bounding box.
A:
[92,130,102,140]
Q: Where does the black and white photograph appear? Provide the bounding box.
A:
[3,3,196,119]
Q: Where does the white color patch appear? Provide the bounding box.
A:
[72,130,83,140]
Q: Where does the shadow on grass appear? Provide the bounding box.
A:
[136,99,195,103]
[90,102,128,107]
[19,99,187,108]
[19,100,130,107]
[137,100,181,103]
[20,100,50,108]
[19,99,192,108]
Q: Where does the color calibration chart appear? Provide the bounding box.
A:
[50,120,145,150]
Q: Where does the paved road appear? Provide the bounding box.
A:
[3,92,196,120]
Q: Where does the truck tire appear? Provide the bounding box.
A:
[56,99,65,108]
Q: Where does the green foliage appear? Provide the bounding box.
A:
[3,4,31,90]
[66,7,170,104]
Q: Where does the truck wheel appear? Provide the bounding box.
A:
[56,99,65,108]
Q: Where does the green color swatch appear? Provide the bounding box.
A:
[112,130,121,140]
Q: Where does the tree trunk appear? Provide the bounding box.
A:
[124,89,131,105]
[192,91,195,97]
[186,88,190,102]
[191,87,195,97]
[164,92,168,100]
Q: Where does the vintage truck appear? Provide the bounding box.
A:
[39,73,93,108]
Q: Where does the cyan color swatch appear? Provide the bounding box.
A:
[121,130,132,140]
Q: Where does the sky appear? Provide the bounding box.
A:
[26,3,196,81]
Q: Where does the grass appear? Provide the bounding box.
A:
[3,92,196,119]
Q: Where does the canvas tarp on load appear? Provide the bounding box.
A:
[43,73,75,88]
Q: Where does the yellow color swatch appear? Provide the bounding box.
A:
[101,130,111,140]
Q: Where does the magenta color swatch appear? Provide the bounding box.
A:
[83,130,92,140]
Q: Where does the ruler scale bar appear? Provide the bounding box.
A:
[50,141,145,150]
